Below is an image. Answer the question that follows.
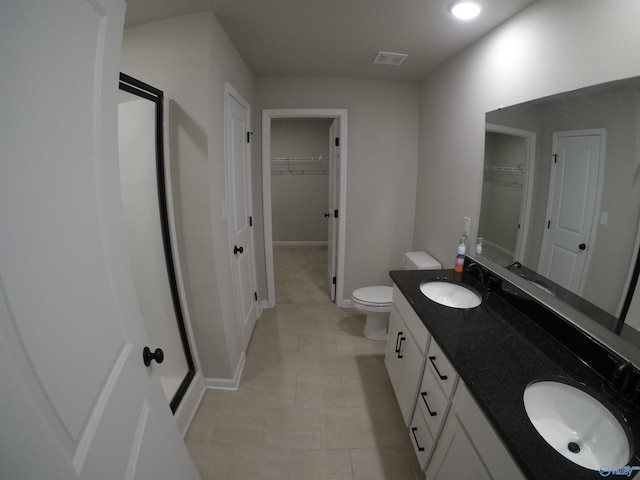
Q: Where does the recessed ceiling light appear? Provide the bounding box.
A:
[449,1,482,20]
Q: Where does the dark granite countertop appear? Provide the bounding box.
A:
[389,268,640,480]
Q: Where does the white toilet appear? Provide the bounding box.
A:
[352,251,441,340]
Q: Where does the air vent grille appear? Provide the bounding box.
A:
[373,51,408,66]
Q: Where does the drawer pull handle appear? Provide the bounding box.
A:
[411,427,425,452]
[397,337,405,358]
[429,355,448,380]
[395,331,403,353]
[420,391,437,417]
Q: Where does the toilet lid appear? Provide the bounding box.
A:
[352,286,393,306]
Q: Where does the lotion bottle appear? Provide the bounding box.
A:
[454,237,466,273]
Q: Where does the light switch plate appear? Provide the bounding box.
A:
[463,217,471,237]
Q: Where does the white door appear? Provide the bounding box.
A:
[0,1,200,479]
[225,85,258,351]
[538,131,603,293]
[327,120,340,301]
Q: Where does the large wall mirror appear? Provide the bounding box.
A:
[477,76,640,353]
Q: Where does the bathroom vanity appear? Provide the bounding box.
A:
[386,263,640,479]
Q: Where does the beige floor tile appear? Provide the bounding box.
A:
[350,446,418,480]
[227,446,291,480]
[248,326,300,351]
[320,407,379,449]
[299,330,337,351]
[242,375,298,408]
[341,374,395,408]
[265,407,323,450]
[296,376,345,408]
[186,441,234,480]
[184,402,216,444]
[244,350,324,377]
[206,407,270,447]
[289,449,354,480]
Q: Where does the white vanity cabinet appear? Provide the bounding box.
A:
[425,382,526,480]
[385,286,430,425]
[388,285,525,480]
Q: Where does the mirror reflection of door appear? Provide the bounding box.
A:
[538,130,604,295]
[480,125,536,266]
[117,73,195,412]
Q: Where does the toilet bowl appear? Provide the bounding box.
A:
[352,252,441,341]
[351,286,393,340]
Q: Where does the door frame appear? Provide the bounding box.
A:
[485,123,536,263]
[538,129,606,296]
[262,109,348,307]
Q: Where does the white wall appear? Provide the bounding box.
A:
[271,119,331,243]
[414,0,640,274]
[253,78,420,299]
[121,12,254,380]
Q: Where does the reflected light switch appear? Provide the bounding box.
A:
[600,211,608,225]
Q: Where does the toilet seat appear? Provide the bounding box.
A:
[352,286,393,307]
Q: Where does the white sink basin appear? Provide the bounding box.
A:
[419,281,481,309]
[523,379,632,470]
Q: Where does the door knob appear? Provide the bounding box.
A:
[578,243,586,251]
[234,245,244,255]
[143,347,164,367]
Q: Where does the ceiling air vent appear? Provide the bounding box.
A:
[373,51,408,66]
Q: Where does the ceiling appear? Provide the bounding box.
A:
[124,0,535,82]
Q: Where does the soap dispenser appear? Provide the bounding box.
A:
[454,237,466,273]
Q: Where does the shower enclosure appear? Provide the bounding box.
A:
[117,73,195,412]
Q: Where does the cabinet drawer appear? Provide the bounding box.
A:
[416,365,450,439]
[393,285,429,353]
[426,339,458,398]
[409,408,435,470]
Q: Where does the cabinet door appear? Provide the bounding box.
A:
[397,331,425,425]
[385,306,404,392]
[425,413,491,480]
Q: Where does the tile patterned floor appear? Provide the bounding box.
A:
[185,303,422,479]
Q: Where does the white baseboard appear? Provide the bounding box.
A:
[257,300,270,317]
[175,372,206,438]
[202,352,246,391]
[337,298,352,308]
[273,241,328,246]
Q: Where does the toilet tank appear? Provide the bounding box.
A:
[403,251,441,270]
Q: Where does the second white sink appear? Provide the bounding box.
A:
[523,379,632,470]
[420,281,481,309]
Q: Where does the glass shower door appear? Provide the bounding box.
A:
[117,73,195,412]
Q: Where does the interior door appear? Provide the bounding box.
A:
[538,131,603,293]
[327,119,340,301]
[226,85,257,351]
[0,1,200,479]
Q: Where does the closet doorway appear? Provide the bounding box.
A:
[262,109,347,307]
